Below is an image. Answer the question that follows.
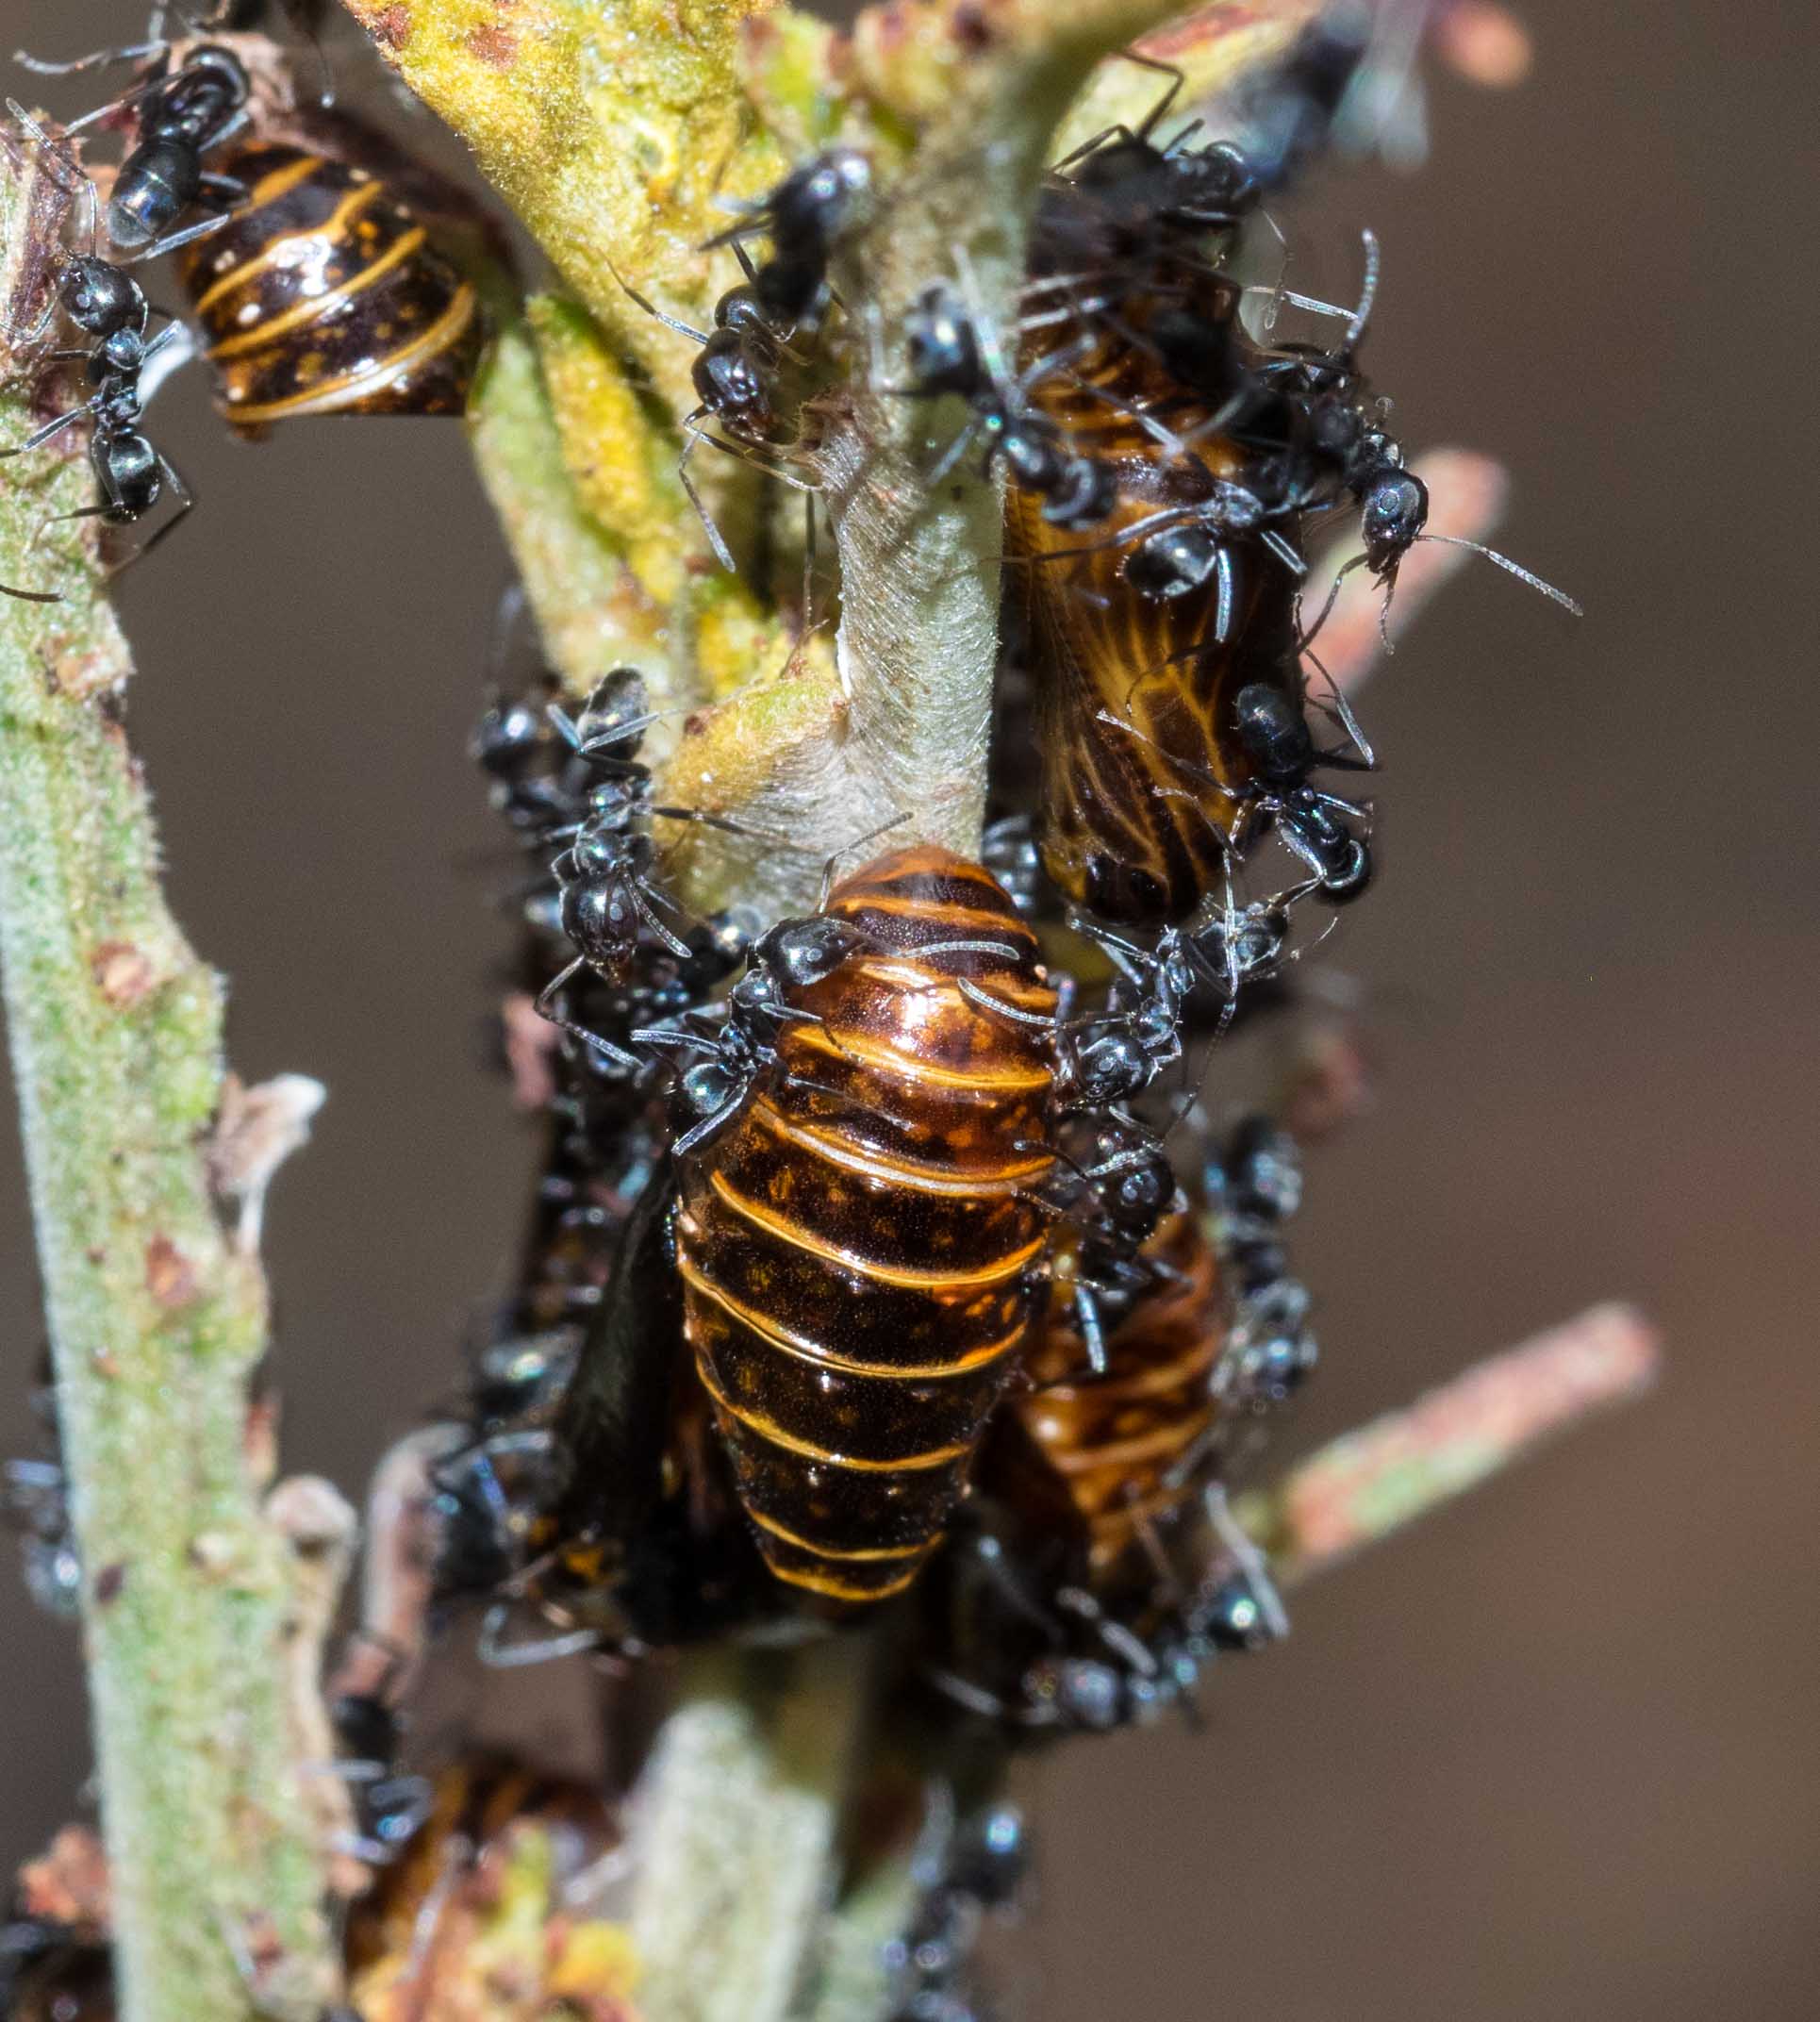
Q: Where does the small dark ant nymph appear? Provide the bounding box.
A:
[902,278,1117,528]
[19,39,252,258]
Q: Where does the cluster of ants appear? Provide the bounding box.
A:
[0,10,1579,2019]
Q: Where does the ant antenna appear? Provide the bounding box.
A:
[1346,226,1380,351]
[1415,533,1582,614]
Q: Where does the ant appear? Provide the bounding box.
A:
[1207,1114,1317,1408]
[632,910,870,1154]
[617,150,868,567]
[1041,1114,1183,1374]
[326,1685,434,1867]
[634,823,1026,1157]
[526,669,762,1070]
[1239,249,1580,641]
[0,112,194,562]
[900,274,1117,527]
[18,36,251,259]
[1221,678,1374,902]
[703,146,871,329]
[1047,874,1313,1107]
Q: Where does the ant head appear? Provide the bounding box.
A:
[904,283,981,396]
[60,255,141,338]
[559,875,638,966]
[680,1055,745,1121]
[694,334,771,428]
[1358,466,1427,573]
[1098,1145,1175,1233]
[1071,1026,1152,1108]
[1164,138,1257,222]
[753,913,868,989]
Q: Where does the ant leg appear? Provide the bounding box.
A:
[1295,551,1367,652]
[127,202,240,264]
[1259,525,1308,576]
[815,812,912,908]
[15,41,167,81]
[677,423,736,572]
[477,1599,601,1667]
[108,455,193,572]
[1071,1283,1110,1377]
[1,401,96,457]
[1,580,63,604]
[924,409,983,488]
[1055,1586,1159,1679]
[534,959,645,1069]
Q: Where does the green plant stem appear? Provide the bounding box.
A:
[0,157,337,2022]
[627,1638,876,2022]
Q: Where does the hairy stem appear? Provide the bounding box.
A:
[0,155,337,2022]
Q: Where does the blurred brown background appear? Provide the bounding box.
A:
[1,0,1815,2016]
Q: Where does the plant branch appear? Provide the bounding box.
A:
[1240,1303,1663,1583]
[0,150,339,2022]
[626,1638,876,2022]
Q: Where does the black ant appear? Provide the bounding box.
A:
[326,1686,433,1867]
[1048,875,1312,1107]
[1043,1115,1183,1374]
[1240,249,1580,641]
[0,110,195,563]
[703,146,871,330]
[1207,1114,1317,1408]
[1038,56,1262,279]
[901,273,1117,527]
[18,36,251,258]
[527,669,762,1070]
[632,910,869,1155]
[616,150,868,567]
[1221,678,1374,902]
